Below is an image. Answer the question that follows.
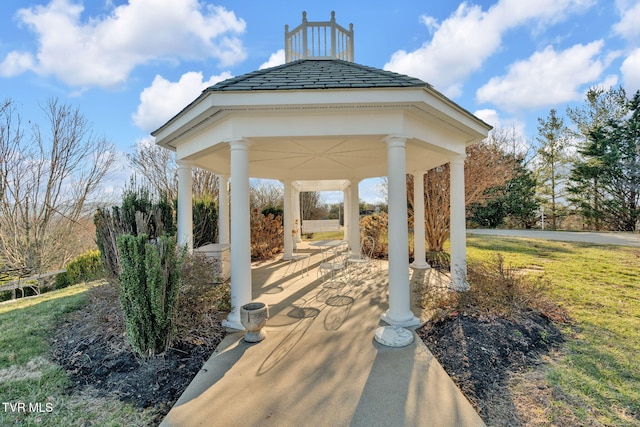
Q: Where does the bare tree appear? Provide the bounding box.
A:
[407,139,517,252]
[0,99,116,274]
[128,138,177,200]
[128,139,219,200]
[249,180,283,212]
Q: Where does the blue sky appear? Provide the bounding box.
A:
[1,0,639,203]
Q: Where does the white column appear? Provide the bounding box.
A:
[282,180,294,260]
[218,175,229,245]
[348,180,360,253]
[450,155,468,291]
[343,188,350,241]
[411,172,430,269]
[381,136,419,327]
[223,140,252,330]
[293,186,302,243]
[176,161,193,252]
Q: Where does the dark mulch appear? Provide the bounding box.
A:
[49,284,225,421]
[49,282,564,425]
[417,311,564,420]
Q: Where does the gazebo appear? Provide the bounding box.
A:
[152,12,491,331]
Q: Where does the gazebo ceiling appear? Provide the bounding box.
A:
[188,135,451,181]
[152,59,491,181]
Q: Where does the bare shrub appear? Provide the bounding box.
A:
[250,210,283,261]
[359,212,388,259]
[175,253,230,347]
[416,254,569,323]
[454,254,569,321]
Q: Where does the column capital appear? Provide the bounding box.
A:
[176,159,193,168]
[449,154,467,164]
[382,134,409,147]
[227,138,253,150]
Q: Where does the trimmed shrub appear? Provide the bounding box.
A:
[117,234,181,357]
[55,249,104,288]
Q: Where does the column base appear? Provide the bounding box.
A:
[410,261,431,270]
[380,310,421,328]
[450,280,470,292]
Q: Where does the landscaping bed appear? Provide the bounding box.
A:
[49,275,566,425]
[49,283,228,423]
[418,311,564,423]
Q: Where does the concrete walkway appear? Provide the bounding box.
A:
[467,229,639,247]
[161,245,484,427]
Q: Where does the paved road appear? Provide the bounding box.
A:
[467,229,640,247]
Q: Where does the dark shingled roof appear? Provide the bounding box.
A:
[205,59,430,92]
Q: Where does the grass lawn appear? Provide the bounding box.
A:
[0,282,157,426]
[467,236,640,426]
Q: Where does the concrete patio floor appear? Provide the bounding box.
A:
[161,242,485,427]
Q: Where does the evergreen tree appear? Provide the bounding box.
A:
[503,157,540,228]
[566,86,628,229]
[467,155,539,229]
[535,109,571,230]
[568,91,640,231]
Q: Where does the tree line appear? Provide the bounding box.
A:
[2,86,638,279]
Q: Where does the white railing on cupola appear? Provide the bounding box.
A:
[285,11,354,63]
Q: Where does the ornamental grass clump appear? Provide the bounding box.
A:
[117,233,181,357]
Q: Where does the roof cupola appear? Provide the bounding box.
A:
[285,11,354,62]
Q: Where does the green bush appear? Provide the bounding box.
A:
[117,234,181,357]
[55,250,104,289]
[193,196,218,248]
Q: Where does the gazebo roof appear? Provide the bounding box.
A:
[206,59,429,91]
[152,59,491,182]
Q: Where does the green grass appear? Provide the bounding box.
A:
[304,230,345,240]
[467,236,640,426]
[0,282,157,426]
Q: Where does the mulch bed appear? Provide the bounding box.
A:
[49,284,225,421]
[49,284,564,424]
[417,311,564,420]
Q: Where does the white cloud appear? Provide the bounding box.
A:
[0,51,35,77]
[476,41,606,111]
[133,71,232,132]
[621,48,640,93]
[474,109,529,152]
[1,0,246,88]
[419,15,440,34]
[474,109,501,128]
[384,0,593,97]
[614,0,640,41]
[259,49,285,70]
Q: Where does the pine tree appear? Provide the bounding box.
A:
[566,86,628,229]
[568,91,640,231]
[535,109,571,230]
